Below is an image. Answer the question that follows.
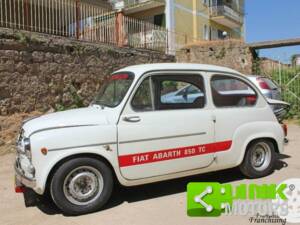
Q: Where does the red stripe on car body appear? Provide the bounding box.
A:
[118,140,232,167]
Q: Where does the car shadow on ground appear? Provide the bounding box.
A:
[33,153,290,216]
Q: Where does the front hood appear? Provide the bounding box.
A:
[22,107,110,137]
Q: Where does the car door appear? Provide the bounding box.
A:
[117,72,216,180]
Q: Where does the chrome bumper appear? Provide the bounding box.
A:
[15,163,36,189]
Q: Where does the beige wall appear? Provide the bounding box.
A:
[174,0,209,40]
[123,0,244,42]
[173,0,244,41]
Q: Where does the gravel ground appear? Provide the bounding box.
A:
[0,124,299,225]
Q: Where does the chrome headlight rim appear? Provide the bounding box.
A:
[23,138,32,159]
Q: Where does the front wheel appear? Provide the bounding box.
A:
[239,139,276,178]
[50,157,113,215]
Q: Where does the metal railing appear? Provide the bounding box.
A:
[0,0,198,54]
[123,0,164,8]
[0,0,111,38]
[122,16,167,50]
[210,4,243,24]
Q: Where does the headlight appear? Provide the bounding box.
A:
[23,138,31,159]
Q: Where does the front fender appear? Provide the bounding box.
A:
[29,125,119,194]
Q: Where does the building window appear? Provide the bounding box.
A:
[154,14,165,27]
[210,27,228,40]
[203,0,209,6]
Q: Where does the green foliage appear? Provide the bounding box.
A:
[215,47,226,59]
[54,103,66,112]
[270,67,300,121]
[252,58,261,75]
[15,32,31,44]
[55,85,84,111]
[14,32,40,45]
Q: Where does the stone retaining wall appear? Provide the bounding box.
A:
[176,40,253,74]
[0,28,174,115]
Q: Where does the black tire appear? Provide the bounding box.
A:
[239,139,276,178]
[50,157,113,215]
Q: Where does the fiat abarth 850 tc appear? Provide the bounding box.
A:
[15,63,285,215]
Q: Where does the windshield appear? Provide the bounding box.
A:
[93,73,134,107]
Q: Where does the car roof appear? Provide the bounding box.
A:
[115,63,242,79]
[246,74,270,78]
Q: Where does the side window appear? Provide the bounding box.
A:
[156,75,205,110]
[211,75,257,107]
[131,77,154,111]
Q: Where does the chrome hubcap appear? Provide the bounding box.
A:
[63,166,103,205]
[251,142,271,171]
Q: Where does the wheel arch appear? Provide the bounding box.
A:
[232,121,284,167]
[237,136,280,167]
[246,137,279,153]
[44,153,118,194]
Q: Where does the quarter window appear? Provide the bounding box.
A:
[93,73,134,107]
[131,77,154,111]
[211,75,257,107]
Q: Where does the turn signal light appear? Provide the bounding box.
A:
[41,147,48,155]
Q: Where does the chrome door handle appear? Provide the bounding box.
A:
[123,116,141,123]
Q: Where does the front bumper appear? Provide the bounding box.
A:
[15,164,36,190]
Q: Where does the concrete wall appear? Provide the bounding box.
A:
[0,28,174,115]
[176,39,253,74]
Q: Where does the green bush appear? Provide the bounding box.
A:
[270,67,300,120]
[55,85,84,111]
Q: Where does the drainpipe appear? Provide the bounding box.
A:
[192,0,197,40]
[165,0,175,54]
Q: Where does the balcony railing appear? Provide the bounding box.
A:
[112,0,165,11]
[0,0,196,54]
[209,4,243,28]
[125,0,164,7]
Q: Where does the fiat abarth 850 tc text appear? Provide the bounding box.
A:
[15,63,285,215]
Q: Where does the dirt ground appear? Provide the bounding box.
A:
[0,124,299,225]
[0,112,42,156]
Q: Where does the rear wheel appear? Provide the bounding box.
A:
[50,157,113,215]
[239,139,276,178]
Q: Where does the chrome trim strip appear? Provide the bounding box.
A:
[119,132,207,144]
[48,142,117,152]
[29,124,99,137]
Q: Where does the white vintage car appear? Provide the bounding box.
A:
[15,63,286,215]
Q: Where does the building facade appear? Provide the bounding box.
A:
[0,0,244,54]
[111,0,245,41]
[292,54,300,67]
